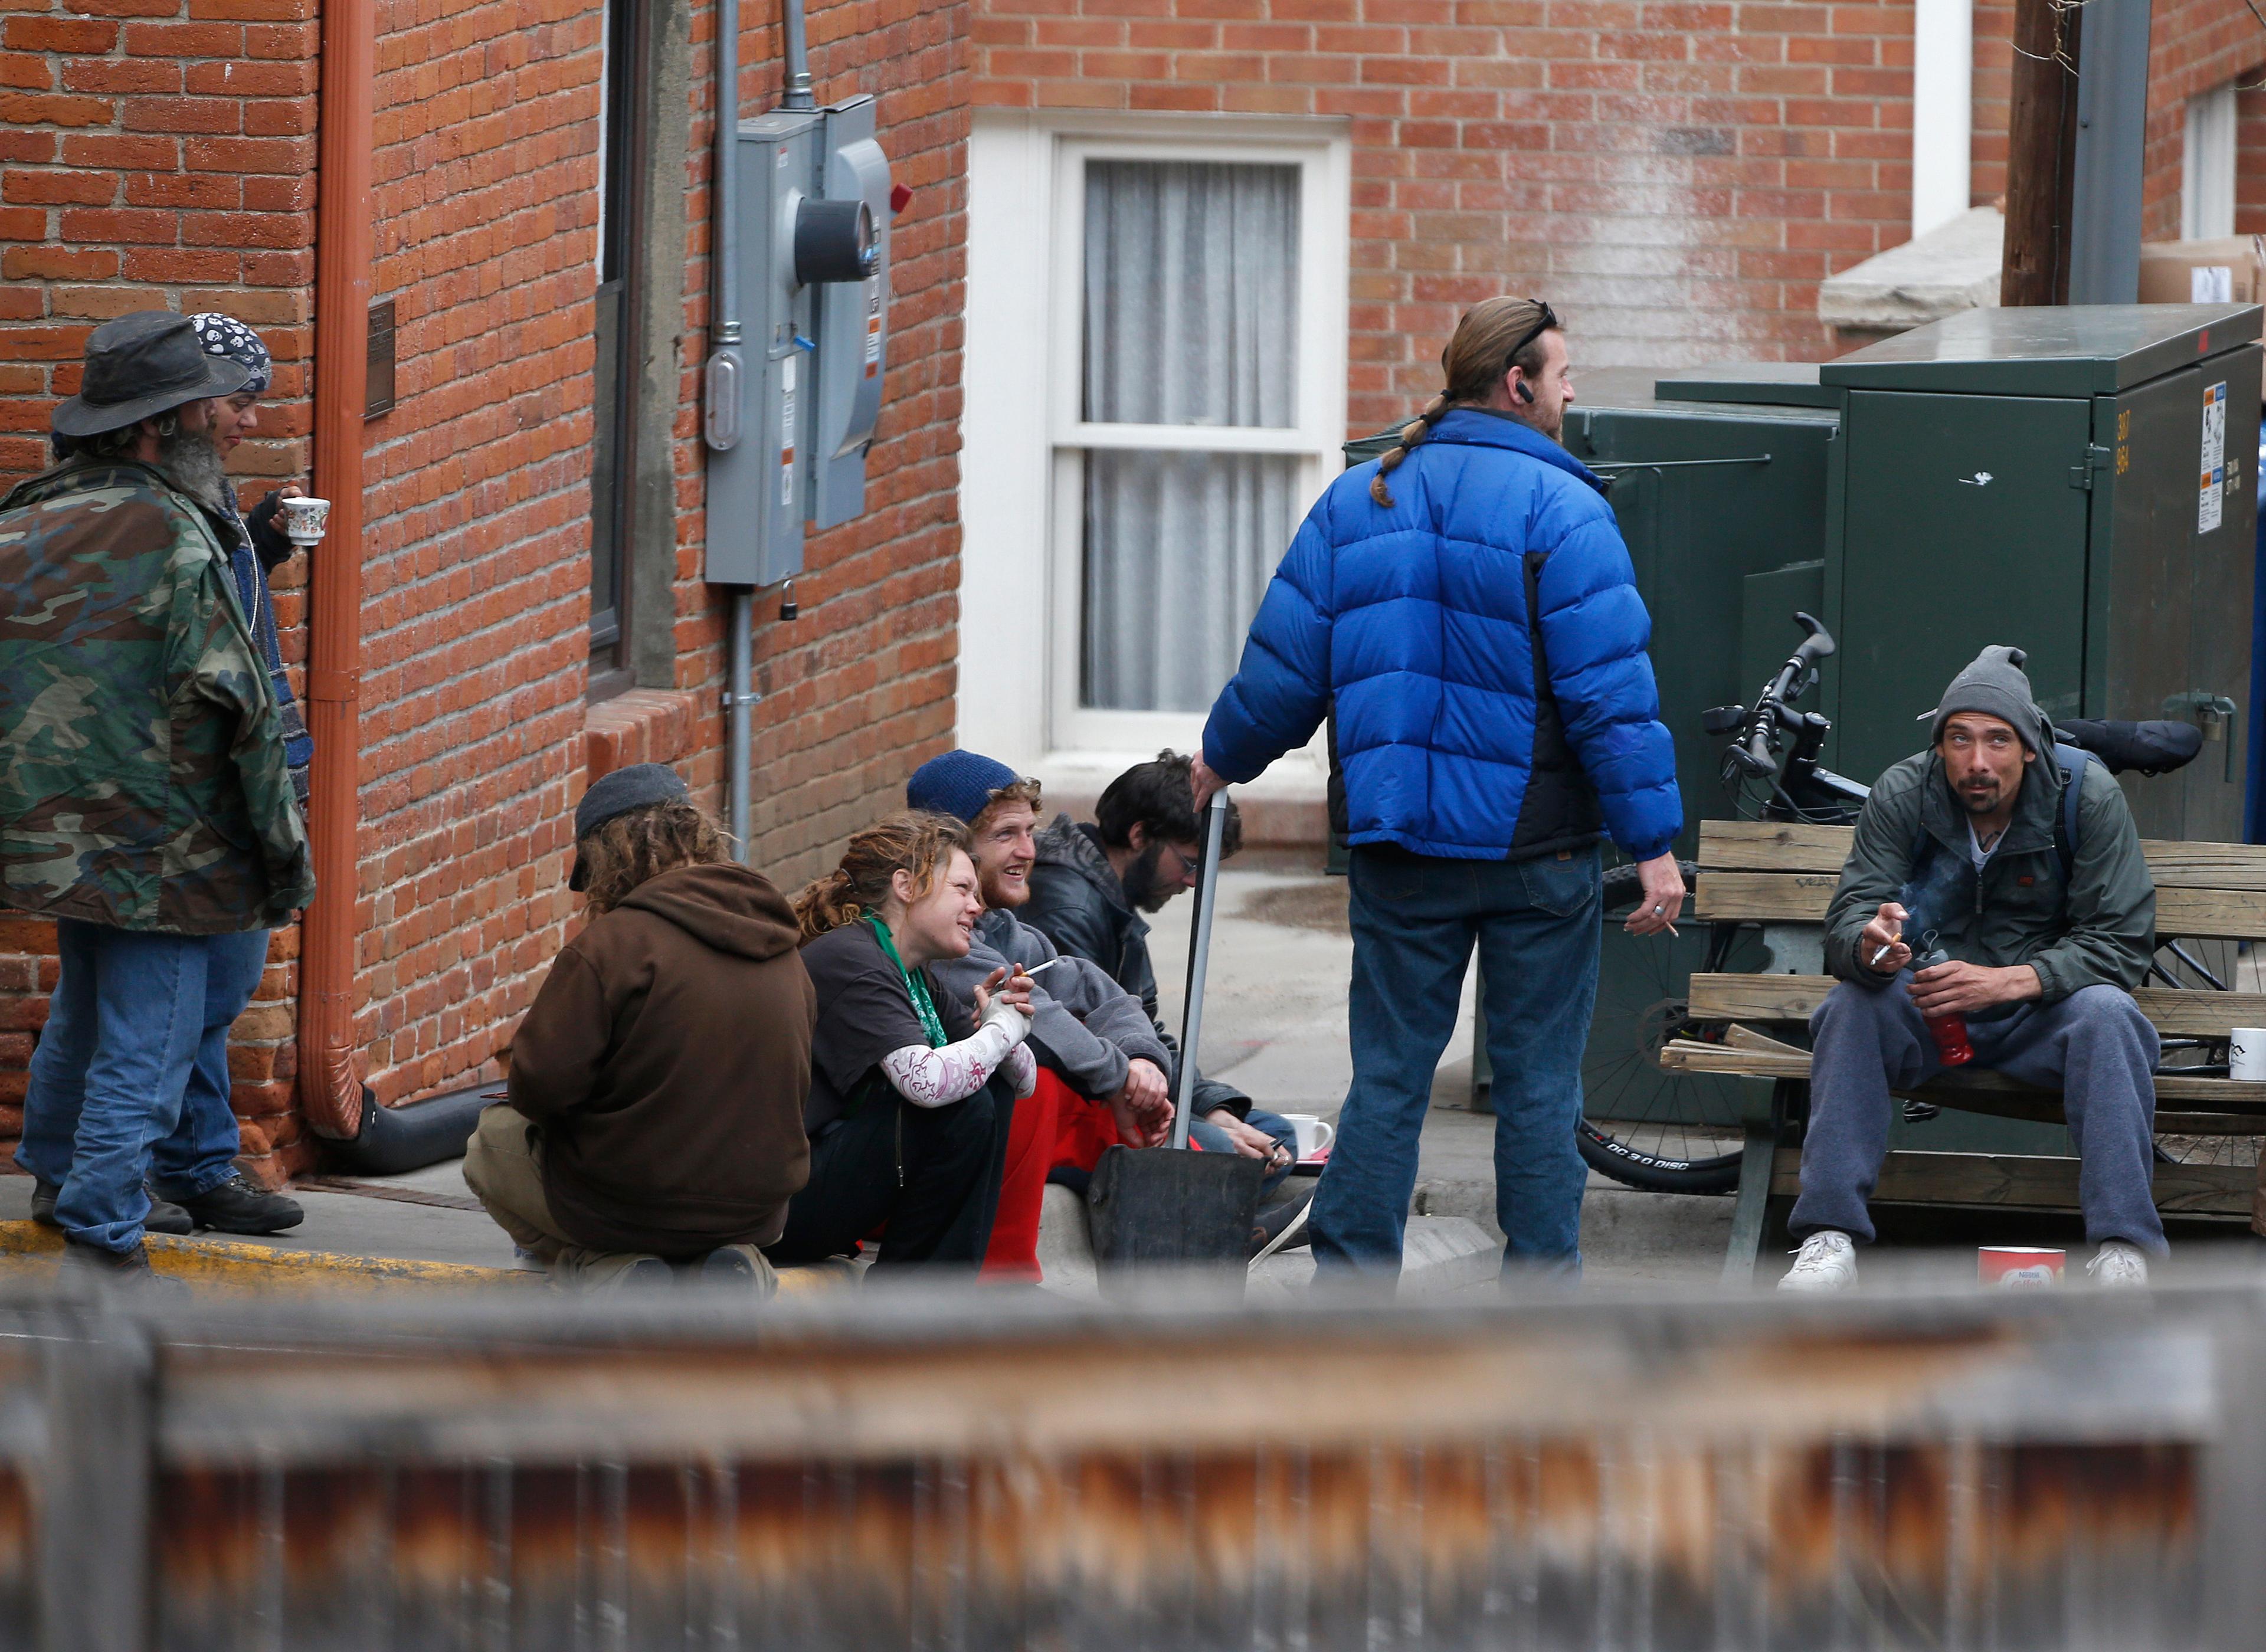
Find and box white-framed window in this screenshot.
[2183,82,2239,241]
[961,114,1350,771]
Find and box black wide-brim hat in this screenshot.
[52,310,253,438]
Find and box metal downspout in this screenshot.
[296,0,378,1139]
[713,0,752,858]
[716,0,817,859]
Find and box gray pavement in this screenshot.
[0,866,1734,1288]
[1148,867,1734,1284]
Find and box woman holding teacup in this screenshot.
[187,312,317,805]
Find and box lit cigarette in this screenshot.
[1019,959,1066,977]
[1871,942,1895,966]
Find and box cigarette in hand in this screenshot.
[1019,959,1066,978]
[1871,942,1895,966]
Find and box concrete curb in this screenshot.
[0,1221,857,1296]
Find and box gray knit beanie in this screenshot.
[1925,645,2055,755]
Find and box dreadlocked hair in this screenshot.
[794,811,971,943]
[579,799,732,916]
[1370,296,1557,508]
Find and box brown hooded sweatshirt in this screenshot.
[506,862,816,1254]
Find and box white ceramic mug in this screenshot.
[2232,1028,2266,1081]
[281,494,332,545]
[1279,1113,1335,1161]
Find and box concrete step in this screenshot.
[1036,1182,1499,1297]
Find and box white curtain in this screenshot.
[1080,161,1301,712]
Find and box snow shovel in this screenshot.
[1086,790,1265,1276]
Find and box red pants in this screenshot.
[980,1071,1070,1281]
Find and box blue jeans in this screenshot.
[1311,845,1602,1279]
[1792,979,2166,1254]
[16,920,267,1251]
[1188,1106,1298,1194]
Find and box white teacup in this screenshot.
[281,494,331,545]
[2232,1028,2266,1081]
[1279,1113,1335,1161]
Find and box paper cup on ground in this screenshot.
[1979,1246,2064,1287]
[2232,1028,2266,1081]
[281,495,330,545]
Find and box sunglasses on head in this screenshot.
[1505,300,1559,376]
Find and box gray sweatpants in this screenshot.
[1790,978,2166,1255]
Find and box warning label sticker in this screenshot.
[864,281,882,380]
[780,355,797,509]
[2200,379,2226,534]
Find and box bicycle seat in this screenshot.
[2053,718,2205,776]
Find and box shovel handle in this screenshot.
[1170,789,1230,1150]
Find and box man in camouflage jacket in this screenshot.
[0,311,315,1279]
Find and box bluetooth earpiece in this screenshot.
[1515,379,1535,405]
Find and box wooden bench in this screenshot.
[1672,820,2266,1276]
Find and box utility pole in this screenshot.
[1999,0,2080,306]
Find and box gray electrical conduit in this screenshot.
[714,0,813,859]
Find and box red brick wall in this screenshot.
[0,0,971,1171]
[2139,0,2265,241]
[2241,83,2266,234]
[972,0,1927,424]
[1969,0,2013,206]
[681,0,970,887]
[344,0,604,1122]
[0,0,317,1165]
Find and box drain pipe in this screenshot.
[712,0,814,857]
[296,0,378,1141]
[781,0,813,109]
[708,0,755,857]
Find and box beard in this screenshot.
[978,860,1029,910]
[154,421,231,512]
[1957,778,2006,815]
[1119,840,1177,914]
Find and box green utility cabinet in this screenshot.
[1560,372,1841,857]
[1820,304,2264,841]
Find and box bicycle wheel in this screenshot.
[2145,933,2257,1172]
[1575,860,1766,1195]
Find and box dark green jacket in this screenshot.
[1823,749,2154,1004]
[0,460,313,933]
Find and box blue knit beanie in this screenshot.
[908,749,1023,825]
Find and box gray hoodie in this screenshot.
[926,906,1170,1100]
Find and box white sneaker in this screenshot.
[1777,1230,1858,1293]
[2085,1241,2150,1288]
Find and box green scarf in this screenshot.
[864,914,947,1049]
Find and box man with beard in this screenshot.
[0,312,315,1282]
[1779,646,2162,1293]
[1023,753,1304,1191]
[906,752,1179,1275]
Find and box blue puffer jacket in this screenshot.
[1201,408,1682,863]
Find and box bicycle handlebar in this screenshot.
[1730,612,1836,778]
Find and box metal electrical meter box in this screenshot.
[703,97,892,588]
[1818,304,2263,842]
[810,97,890,527]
